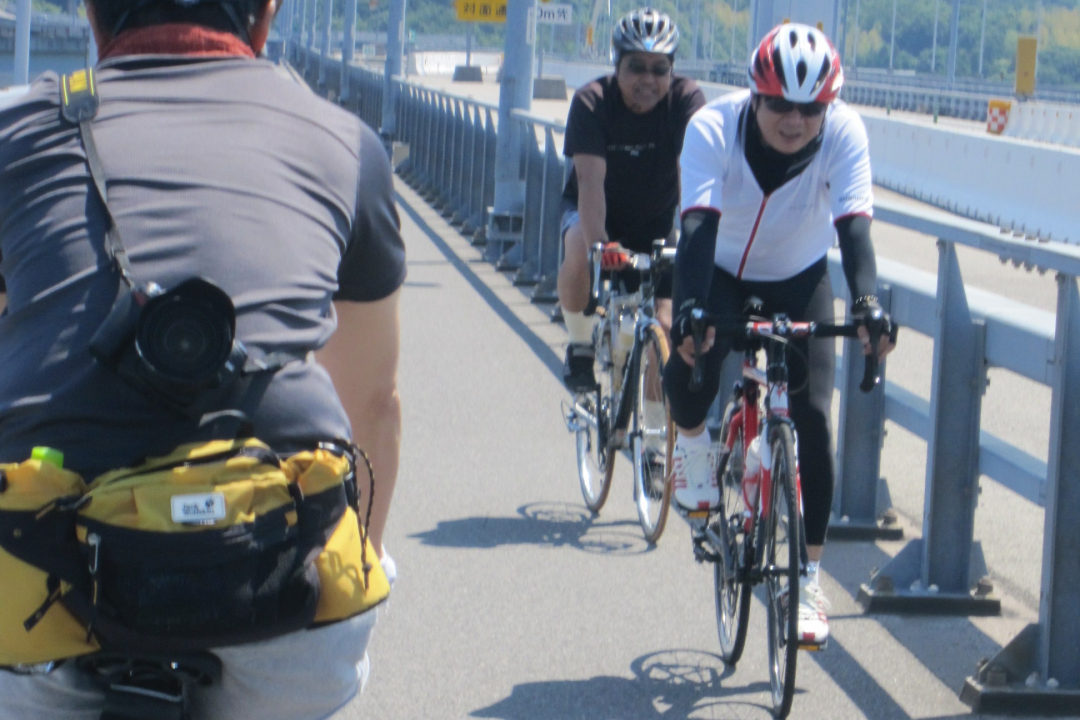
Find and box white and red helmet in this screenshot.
[748,23,844,104]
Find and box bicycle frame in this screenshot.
[721,327,804,540]
[569,243,673,442]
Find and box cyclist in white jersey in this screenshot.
[663,23,896,644]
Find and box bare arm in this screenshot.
[574,153,608,245]
[316,290,402,557]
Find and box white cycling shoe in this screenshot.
[796,578,831,646]
[670,438,719,511]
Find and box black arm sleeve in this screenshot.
[835,214,877,302]
[674,209,720,308]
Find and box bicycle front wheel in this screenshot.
[713,401,751,665]
[575,321,616,513]
[764,422,800,718]
[631,323,674,543]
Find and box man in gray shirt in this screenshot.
[0,0,405,714]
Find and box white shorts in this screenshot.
[0,610,378,720]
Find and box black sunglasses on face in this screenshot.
[625,61,672,77]
[761,95,829,117]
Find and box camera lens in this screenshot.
[135,279,236,386]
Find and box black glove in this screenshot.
[670,298,704,350]
[852,295,898,348]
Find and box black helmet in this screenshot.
[102,0,260,40]
[612,7,680,60]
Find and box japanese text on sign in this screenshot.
[456,0,507,22]
[536,3,572,24]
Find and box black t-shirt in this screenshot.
[0,58,405,476]
[562,74,706,250]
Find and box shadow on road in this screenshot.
[471,649,774,720]
[815,539,1005,711]
[409,502,656,555]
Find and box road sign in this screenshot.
[536,3,572,24]
[1016,36,1037,97]
[456,0,507,23]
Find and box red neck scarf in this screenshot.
[99,23,256,61]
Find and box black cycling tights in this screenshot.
[664,257,836,547]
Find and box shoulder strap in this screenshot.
[59,71,306,379]
[273,62,312,91]
[60,69,138,290]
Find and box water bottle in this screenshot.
[31,446,64,469]
[618,310,636,352]
[741,435,773,531]
[742,436,763,512]
[613,311,635,391]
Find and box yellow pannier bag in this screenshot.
[0,439,389,665]
[0,459,99,665]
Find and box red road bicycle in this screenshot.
[685,300,889,718]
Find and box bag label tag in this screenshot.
[171,492,227,525]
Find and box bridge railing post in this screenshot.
[858,240,999,615]
[381,0,405,144]
[531,127,563,306]
[961,274,1080,714]
[452,104,479,230]
[513,123,545,287]
[15,0,31,84]
[339,0,357,102]
[486,0,534,270]
[318,0,331,89]
[467,108,494,242]
[447,100,465,216]
[472,108,497,248]
[831,284,901,541]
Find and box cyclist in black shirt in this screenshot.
[558,7,706,392]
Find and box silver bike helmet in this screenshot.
[612,7,680,61]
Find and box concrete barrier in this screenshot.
[1003,100,1080,150]
[865,115,1080,244]
[409,51,501,78]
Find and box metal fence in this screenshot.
[290,42,1080,712]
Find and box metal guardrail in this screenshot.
[289,43,1080,711]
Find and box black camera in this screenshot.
[90,278,248,411]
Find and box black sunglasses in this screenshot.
[624,61,672,78]
[760,95,829,118]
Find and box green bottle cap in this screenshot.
[31,447,65,469]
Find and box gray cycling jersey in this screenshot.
[0,56,405,476]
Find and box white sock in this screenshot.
[563,309,594,345]
[676,430,711,451]
[805,561,820,585]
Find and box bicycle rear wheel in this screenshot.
[764,422,800,718]
[713,401,751,665]
[631,323,674,543]
[575,321,616,513]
